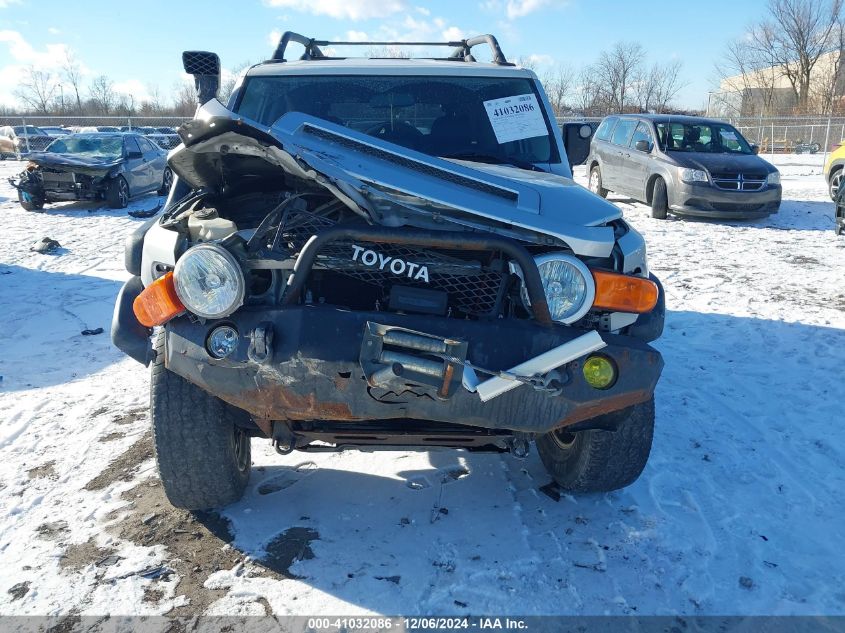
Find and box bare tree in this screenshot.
[88,75,116,115]
[756,0,843,111]
[810,17,845,112]
[363,46,411,59]
[575,64,605,115]
[514,55,538,71]
[593,41,646,113]
[638,60,685,113]
[13,66,59,115]
[542,63,575,115]
[714,36,781,115]
[173,80,198,117]
[62,50,84,112]
[219,61,253,103]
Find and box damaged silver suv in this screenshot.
[112,33,665,510]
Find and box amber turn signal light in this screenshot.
[591,270,659,313]
[133,272,185,327]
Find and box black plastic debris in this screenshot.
[81,328,104,336]
[128,204,161,219]
[30,237,61,254]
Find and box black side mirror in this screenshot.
[182,51,221,105]
[635,139,652,153]
[750,143,759,154]
[562,122,595,166]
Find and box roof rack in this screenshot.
[270,31,512,65]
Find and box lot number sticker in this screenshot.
[483,93,548,144]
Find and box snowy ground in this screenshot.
[0,154,843,618]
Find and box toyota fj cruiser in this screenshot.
[112,33,665,510]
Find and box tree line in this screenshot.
[715,0,845,116]
[3,42,687,119]
[528,42,687,117]
[2,51,249,118]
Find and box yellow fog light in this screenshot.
[582,355,617,390]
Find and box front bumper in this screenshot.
[145,302,663,435]
[670,181,781,219]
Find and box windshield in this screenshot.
[656,121,753,154]
[46,135,123,159]
[235,75,560,165]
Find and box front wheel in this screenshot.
[829,168,843,200]
[588,165,608,198]
[651,177,668,219]
[157,167,172,196]
[150,332,251,510]
[536,398,655,492]
[106,175,130,208]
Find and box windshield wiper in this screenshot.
[441,151,544,172]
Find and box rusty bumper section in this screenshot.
[164,305,662,435]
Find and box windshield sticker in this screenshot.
[483,93,548,144]
[720,130,738,141]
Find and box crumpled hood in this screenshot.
[450,160,622,227]
[169,102,619,257]
[28,152,122,175]
[670,151,777,175]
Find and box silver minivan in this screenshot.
[586,114,781,220]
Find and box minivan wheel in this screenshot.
[651,177,669,219]
[589,165,608,198]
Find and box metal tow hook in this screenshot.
[248,322,274,364]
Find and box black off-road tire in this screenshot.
[651,177,668,219]
[150,332,251,510]
[536,398,655,493]
[157,167,173,196]
[106,175,130,208]
[588,165,609,198]
[18,189,44,212]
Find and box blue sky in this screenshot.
[0,0,766,110]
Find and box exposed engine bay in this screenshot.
[143,104,648,331]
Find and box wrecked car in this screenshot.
[11,133,172,211]
[112,33,665,510]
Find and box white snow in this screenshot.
[0,154,843,616]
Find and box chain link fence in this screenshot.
[4,113,845,160]
[0,116,191,154]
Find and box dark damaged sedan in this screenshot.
[587,114,781,220]
[11,133,172,211]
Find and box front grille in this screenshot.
[711,172,767,191]
[276,210,508,316]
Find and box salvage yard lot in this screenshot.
[0,154,843,616]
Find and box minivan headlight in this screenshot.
[520,254,595,324]
[767,171,780,185]
[679,168,708,183]
[173,244,245,319]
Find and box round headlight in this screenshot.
[521,254,595,324]
[173,244,245,319]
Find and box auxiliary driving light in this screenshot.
[582,355,617,390]
[207,325,239,359]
